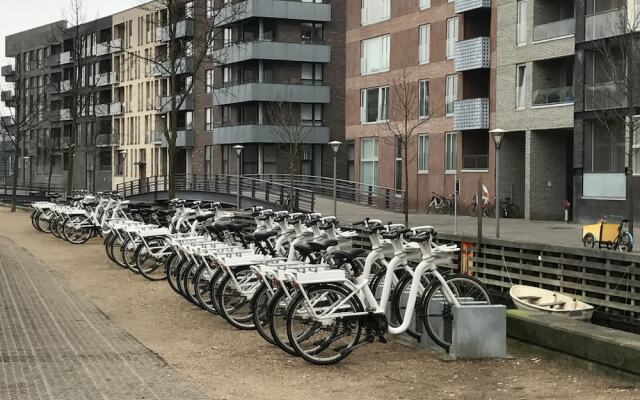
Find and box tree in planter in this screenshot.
[115,0,245,199]
[587,9,640,232]
[265,101,312,211]
[0,58,48,211]
[380,68,432,226]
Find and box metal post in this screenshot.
[236,157,240,210]
[454,172,458,235]
[477,180,483,244]
[333,152,337,217]
[496,146,501,238]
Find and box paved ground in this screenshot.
[315,198,619,250]
[1,208,639,400]
[0,237,203,399]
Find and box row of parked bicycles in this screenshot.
[29,191,492,365]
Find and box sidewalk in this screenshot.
[0,236,203,400]
[314,197,607,250]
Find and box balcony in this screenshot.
[93,38,122,56]
[150,57,194,77]
[1,91,15,102]
[110,102,124,115]
[213,41,331,65]
[59,109,72,121]
[584,82,627,111]
[215,0,331,25]
[94,72,117,86]
[157,93,194,113]
[45,52,71,68]
[454,37,490,72]
[462,154,489,171]
[1,116,14,127]
[95,104,110,117]
[532,86,574,106]
[533,18,575,42]
[59,80,72,93]
[96,133,120,147]
[213,124,330,145]
[585,8,626,41]
[1,65,14,82]
[156,20,194,42]
[156,129,194,148]
[454,98,489,130]
[213,82,330,105]
[455,0,490,14]
[151,130,164,145]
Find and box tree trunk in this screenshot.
[289,158,295,212]
[66,123,78,195]
[11,145,20,212]
[403,142,409,227]
[47,156,54,195]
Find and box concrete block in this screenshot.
[450,304,507,359]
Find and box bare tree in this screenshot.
[265,101,311,211]
[588,7,640,231]
[0,57,48,211]
[380,69,432,225]
[114,0,245,199]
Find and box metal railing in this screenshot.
[584,82,627,110]
[116,174,316,212]
[532,85,574,106]
[245,174,404,211]
[533,18,575,42]
[585,8,626,41]
[462,155,489,170]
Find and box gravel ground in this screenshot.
[2,207,639,400]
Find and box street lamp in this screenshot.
[328,141,342,217]
[490,129,507,238]
[233,145,244,210]
[119,149,127,197]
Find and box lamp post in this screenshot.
[119,149,127,197]
[328,141,342,217]
[233,145,244,210]
[490,129,507,238]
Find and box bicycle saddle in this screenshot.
[252,230,278,242]
[196,212,215,222]
[331,248,366,262]
[405,230,436,243]
[381,228,411,240]
[308,239,338,251]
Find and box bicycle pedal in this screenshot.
[378,335,387,343]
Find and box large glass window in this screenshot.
[205,69,214,93]
[360,86,389,123]
[420,0,431,9]
[446,17,458,59]
[516,64,526,109]
[584,119,625,173]
[418,134,429,173]
[262,145,277,174]
[301,63,323,85]
[419,24,430,64]
[302,23,323,43]
[517,0,527,45]
[360,138,378,186]
[445,75,458,116]
[419,80,429,118]
[361,0,390,26]
[361,35,390,75]
[204,145,213,177]
[301,104,323,126]
[445,132,457,172]
[347,140,355,181]
[205,107,214,131]
[395,136,402,190]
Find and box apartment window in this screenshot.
[446,17,458,59]
[361,0,390,26]
[420,0,431,9]
[419,24,430,64]
[302,23,323,44]
[301,104,323,126]
[222,145,229,174]
[445,133,457,172]
[206,0,214,18]
[301,63,323,85]
[185,1,194,18]
[206,69,214,93]
[224,27,233,45]
[418,134,429,173]
[204,145,213,177]
[99,151,111,171]
[395,136,403,191]
[445,75,458,116]
[347,140,355,181]
[419,80,429,118]
[516,64,526,109]
[262,145,277,174]
[584,119,625,173]
[360,138,378,186]
[300,145,314,175]
[517,0,527,46]
[205,107,214,131]
[361,35,390,75]
[360,86,389,123]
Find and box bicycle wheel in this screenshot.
[252,282,276,345]
[182,261,202,306]
[466,204,477,217]
[110,235,128,268]
[63,217,93,244]
[194,264,218,314]
[286,283,364,365]
[618,232,633,252]
[420,274,491,351]
[134,237,169,281]
[268,287,298,356]
[217,266,258,330]
[390,272,431,340]
[36,211,53,233]
[177,260,199,304]
[166,254,184,295]
[50,216,62,238]
[120,237,140,274]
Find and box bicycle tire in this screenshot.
[134,238,169,281]
[252,282,276,345]
[390,272,430,341]
[216,266,257,330]
[267,287,298,356]
[120,237,140,274]
[194,264,218,314]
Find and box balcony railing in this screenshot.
[584,82,627,111]
[156,20,194,42]
[454,98,489,130]
[455,0,490,14]
[157,93,194,113]
[1,91,15,102]
[93,38,123,56]
[454,37,490,72]
[95,104,110,117]
[462,155,489,170]
[96,133,120,147]
[533,18,575,42]
[59,80,72,93]
[1,65,14,82]
[150,57,194,77]
[94,72,117,86]
[585,8,626,41]
[532,86,574,106]
[110,102,124,115]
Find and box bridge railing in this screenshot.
[245,174,405,211]
[116,174,316,212]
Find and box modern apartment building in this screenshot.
[495,0,575,220]
[572,0,640,222]
[345,0,496,211]
[210,0,347,177]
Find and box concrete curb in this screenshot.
[507,310,640,375]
